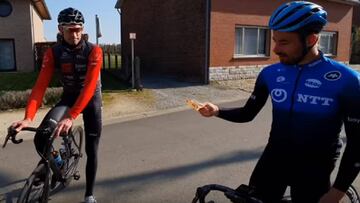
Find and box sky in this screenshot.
[44,0,121,44]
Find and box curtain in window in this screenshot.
[0,40,15,71]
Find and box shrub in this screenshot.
[0,88,63,111]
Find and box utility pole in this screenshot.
[95,14,102,45]
[130,33,136,89]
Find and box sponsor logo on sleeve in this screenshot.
[347,117,360,124]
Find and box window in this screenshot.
[0,39,16,71]
[0,0,12,17]
[235,26,270,57]
[319,31,337,56]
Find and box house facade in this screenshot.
[353,3,360,27]
[116,0,359,83]
[351,3,360,63]
[0,0,50,72]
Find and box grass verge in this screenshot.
[0,70,132,111]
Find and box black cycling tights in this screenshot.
[34,90,102,197]
[248,142,337,203]
[82,92,102,196]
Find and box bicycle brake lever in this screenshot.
[2,133,11,148]
[192,186,209,203]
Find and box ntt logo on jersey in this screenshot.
[271,89,287,103]
[324,71,341,81]
[297,94,334,106]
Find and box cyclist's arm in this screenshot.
[333,74,360,192]
[25,48,55,121]
[67,46,103,119]
[217,72,268,122]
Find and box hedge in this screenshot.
[0,88,62,111]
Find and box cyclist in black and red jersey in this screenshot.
[11,7,102,203]
[197,1,360,203]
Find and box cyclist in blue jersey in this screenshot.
[198,1,360,203]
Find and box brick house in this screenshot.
[0,0,51,72]
[353,3,360,27]
[116,0,359,83]
[351,3,360,63]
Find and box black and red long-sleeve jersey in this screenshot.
[25,40,103,120]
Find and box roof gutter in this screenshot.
[115,0,125,9]
[31,0,51,20]
[326,0,360,6]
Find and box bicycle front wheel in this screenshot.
[17,163,50,203]
[63,126,83,184]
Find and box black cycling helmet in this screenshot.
[58,7,84,26]
[269,1,327,34]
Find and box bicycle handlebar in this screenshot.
[192,184,263,203]
[2,126,38,148]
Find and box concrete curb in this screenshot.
[0,91,251,143]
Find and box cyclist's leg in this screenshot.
[33,105,69,155]
[248,142,288,202]
[33,105,69,185]
[82,90,102,197]
[290,154,337,203]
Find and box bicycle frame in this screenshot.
[3,126,77,202]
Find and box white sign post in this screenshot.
[130,33,136,89]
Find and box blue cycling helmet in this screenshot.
[269,1,327,33]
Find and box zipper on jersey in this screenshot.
[289,65,303,118]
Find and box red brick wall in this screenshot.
[210,0,354,67]
[121,0,207,82]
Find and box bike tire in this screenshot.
[17,163,50,203]
[63,126,83,185]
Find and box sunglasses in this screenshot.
[63,26,83,32]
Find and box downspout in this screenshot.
[117,8,122,53]
[204,0,211,84]
[30,4,36,72]
[117,8,125,77]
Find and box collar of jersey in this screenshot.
[298,51,328,68]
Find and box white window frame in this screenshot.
[234,26,270,58]
[319,31,337,57]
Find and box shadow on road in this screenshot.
[51,146,263,196]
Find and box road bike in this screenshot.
[2,107,84,203]
[192,183,360,203]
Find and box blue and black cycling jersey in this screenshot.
[218,53,360,192]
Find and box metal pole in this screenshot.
[131,39,135,89]
[95,15,98,45]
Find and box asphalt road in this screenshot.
[0,100,359,203]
